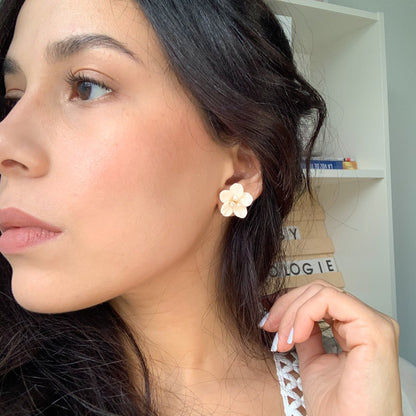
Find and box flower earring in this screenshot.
[219,183,253,219]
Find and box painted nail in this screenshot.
[258,312,269,328]
[287,327,294,345]
[270,332,279,352]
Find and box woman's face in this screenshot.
[0,0,235,313]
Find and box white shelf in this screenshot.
[308,168,385,179]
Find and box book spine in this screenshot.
[303,160,344,169]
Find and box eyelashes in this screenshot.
[65,70,112,101]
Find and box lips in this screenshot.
[0,207,62,254]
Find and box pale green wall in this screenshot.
[328,0,416,365]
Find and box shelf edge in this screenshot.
[305,169,385,179]
[273,0,379,21]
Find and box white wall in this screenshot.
[328,0,416,365]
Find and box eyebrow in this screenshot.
[46,33,139,62]
[2,33,139,76]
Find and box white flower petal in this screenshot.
[234,205,248,218]
[230,183,244,198]
[240,192,254,207]
[221,202,234,217]
[219,190,232,203]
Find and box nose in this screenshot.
[0,96,49,179]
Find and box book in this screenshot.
[302,158,358,170]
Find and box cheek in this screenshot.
[51,103,227,287]
[66,111,218,225]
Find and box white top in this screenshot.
[273,351,307,416]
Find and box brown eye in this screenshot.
[75,80,111,101]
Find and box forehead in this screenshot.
[8,0,162,65]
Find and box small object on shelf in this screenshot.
[302,158,358,170]
[342,158,358,170]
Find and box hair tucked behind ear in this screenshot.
[0,0,325,414]
[136,0,326,349]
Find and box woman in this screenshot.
[0,0,401,415]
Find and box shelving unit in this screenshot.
[266,0,396,317]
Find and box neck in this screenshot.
[109,222,251,387]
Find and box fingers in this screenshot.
[262,281,345,335]
[260,280,395,354]
[265,283,332,352]
[262,280,340,332]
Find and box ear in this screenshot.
[218,145,263,210]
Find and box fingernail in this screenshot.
[258,312,269,328]
[270,332,279,352]
[287,327,294,345]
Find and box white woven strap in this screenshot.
[273,351,307,416]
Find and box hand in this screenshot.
[262,280,402,416]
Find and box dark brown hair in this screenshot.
[0,0,326,414]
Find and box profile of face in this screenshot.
[0,0,251,313]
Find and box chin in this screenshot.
[11,272,94,314]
